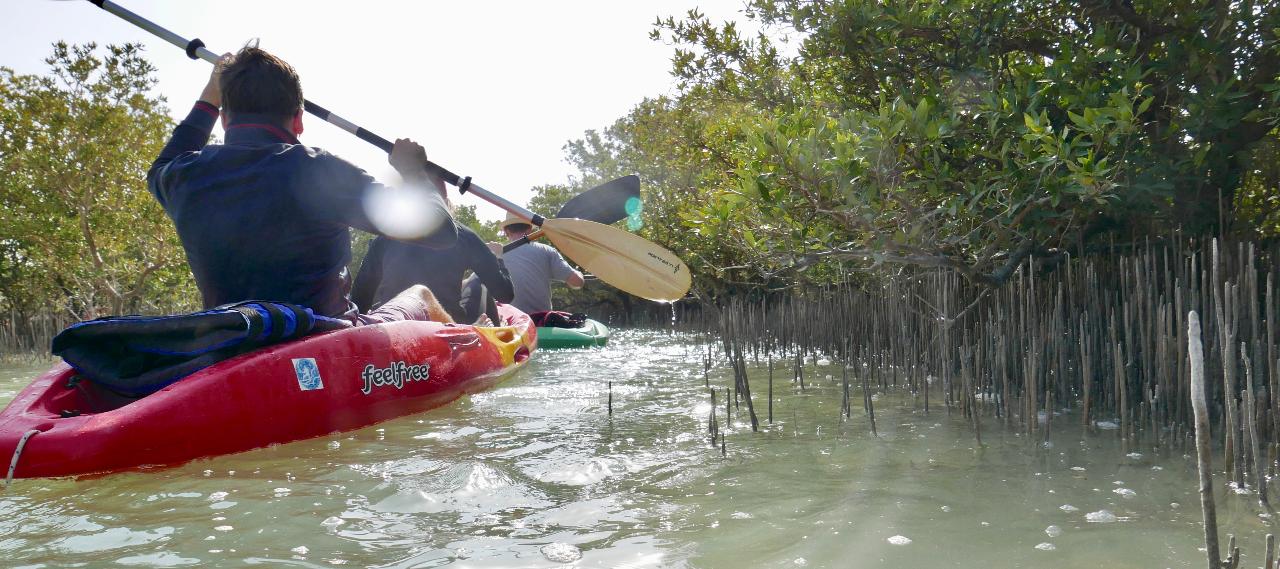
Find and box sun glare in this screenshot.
[362,183,448,240]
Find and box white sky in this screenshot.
[0,0,757,221]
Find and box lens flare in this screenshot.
[625,196,644,230]
[362,183,448,240]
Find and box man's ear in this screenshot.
[291,110,304,137]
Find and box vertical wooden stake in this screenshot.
[1190,311,1225,569]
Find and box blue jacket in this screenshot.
[148,102,457,321]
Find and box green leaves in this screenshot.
[544,0,1280,293]
[0,43,193,318]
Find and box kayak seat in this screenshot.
[51,301,350,398]
[528,311,587,329]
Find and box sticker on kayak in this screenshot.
[292,358,324,391]
[361,360,431,395]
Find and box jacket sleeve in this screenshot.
[302,152,458,249]
[463,227,514,303]
[350,236,386,311]
[147,101,219,207]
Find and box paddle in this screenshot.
[556,175,640,225]
[542,218,690,303]
[80,0,691,303]
[501,174,641,253]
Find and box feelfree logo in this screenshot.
[360,360,431,395]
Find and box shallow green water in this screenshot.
[0,331,1270,568]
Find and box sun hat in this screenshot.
[500,211,532,230]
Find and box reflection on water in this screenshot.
[0,333,1269,568]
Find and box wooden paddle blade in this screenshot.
[554,175,641,225]
[542,218,691,302]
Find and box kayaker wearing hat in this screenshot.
[148,44,458,325]
[497,211,585,314]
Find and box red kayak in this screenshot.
[0,304,536,479]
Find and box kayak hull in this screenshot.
[536,319,610,349]
[0,304,535,479]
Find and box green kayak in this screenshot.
[536,318,610,349]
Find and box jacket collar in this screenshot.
[224,113,300,145]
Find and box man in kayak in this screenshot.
[497,212,584,314]
[351,220,515,325]
[148,44,457,324]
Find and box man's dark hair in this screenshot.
[219,41,303,121]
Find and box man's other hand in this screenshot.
[199,53,232,108]
[389,138,429,178]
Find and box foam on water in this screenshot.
[1086,510,1120,523]
[540,542,582,563]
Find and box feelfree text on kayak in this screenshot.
[361,360,431,395]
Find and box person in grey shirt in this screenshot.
[498,212,584,314]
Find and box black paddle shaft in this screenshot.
[84,0,546,227]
